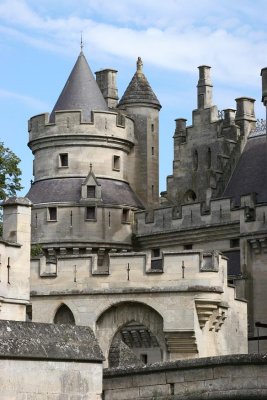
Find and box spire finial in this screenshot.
[80,32,84,52]
[137,57,143,73]
[89,162,92,172]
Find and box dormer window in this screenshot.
[59,153,68,167]
[87,185,96,198]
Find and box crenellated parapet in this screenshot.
[30,249,247,360]
[28,110,136,182]
[135,195,246,237]
[28,110,135,149]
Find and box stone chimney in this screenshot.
[197,66,213,109]
[235,97,256,123]
[95,69,118,108]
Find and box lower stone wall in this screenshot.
[0,359,103,400]
[103,354,267,399]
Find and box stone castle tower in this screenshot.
[25,50,248,366]
[27,51,160,265]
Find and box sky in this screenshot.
[0,0,267,195]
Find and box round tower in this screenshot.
[27,51,144,265]
[118,57,161,208]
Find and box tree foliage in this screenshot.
[0,142,23,200]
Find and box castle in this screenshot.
[1,49,267,398]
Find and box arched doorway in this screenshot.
[109,321,162,366]
[54,304,75,325]
[96,301,166,367]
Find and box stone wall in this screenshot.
[103,354,267,399]
[0,359,102,400]
[0,320,104,400]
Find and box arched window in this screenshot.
[193,150,198,171]
[54,304,75,325]
[207,147,211,169]
[184,190,197,204]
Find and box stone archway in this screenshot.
[96,301,167,366]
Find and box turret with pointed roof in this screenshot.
[119,57,161,110]
[50,51,108,122]
[118,57,161,208]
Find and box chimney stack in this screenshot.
[197,66,213,109]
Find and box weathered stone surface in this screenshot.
[0,320,104,362]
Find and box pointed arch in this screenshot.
[54,304,75,325]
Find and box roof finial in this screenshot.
[80,31,84,52]
[89,162,92,172]
[137,57,143,73]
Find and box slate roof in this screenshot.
[27,177,144,209]
[50,51,108,122]
[108,339,144,368]
[119,57,161,110]
[223,133,267,205]
[0,320,104,362]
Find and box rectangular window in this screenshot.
[87,185,96,198]
[184,244,193,250]
[152,185,154,197]
[122,208,130,223]
[230,238,240,248]
[86,206,96,220]
[140,354,148,364]
[152,147,154,155]
[151,124,154,132]
[113,155,120,171]
[48,207,57,221]
[152,248,160,258]
[59,153,68,167]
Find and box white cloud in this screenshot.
[0,0,267,89]
[0,88,50,110]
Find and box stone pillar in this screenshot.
[95,69,118,108]
[1,197,31,321]
[197,66,213,109]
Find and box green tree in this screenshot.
[0,142,23,236]
[0,142,23,200]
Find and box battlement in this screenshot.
[135,194,261,236]
[30,250,227,296]
[28,109,135,146]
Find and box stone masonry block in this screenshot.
[104,387,139,400]
[103,376,133,390]
[166,370,185,383]
[184,367,214,381]
[174,380,206,396]
[132,372,166,387]
[139,384,170,398]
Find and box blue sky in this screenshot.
[0,0,267,195]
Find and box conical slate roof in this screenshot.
[118,57,161,110]
[50,51,108,122]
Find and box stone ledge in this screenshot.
[104,354,267,378]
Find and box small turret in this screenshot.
[118,58,161,208]
[118,57,161,110]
